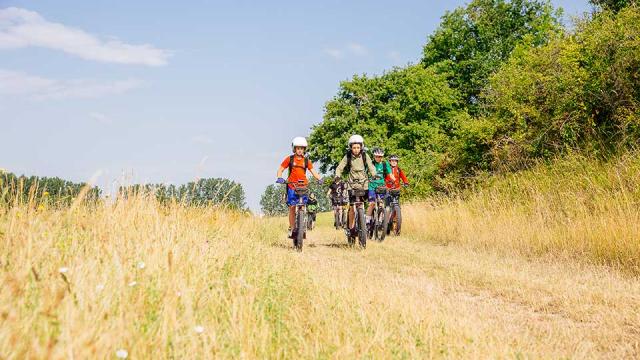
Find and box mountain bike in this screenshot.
[280,180,308,251]
[332,185,349,230]
[368,183,389,241]
[386,183,404,236]
[345,179,368,248]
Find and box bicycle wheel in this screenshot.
[368,207,375,239]
[357,206,367,248]
[341,208,348,229]
[295,210,305,251]
[376,205,387,241]
[394,205,402,236]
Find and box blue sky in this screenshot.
[0,0,591,210]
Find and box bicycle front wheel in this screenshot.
[357,206,367,248]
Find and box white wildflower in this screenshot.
[58,267,69,274]
[115,349,128,359]
[96,284,105,291]
[128,281,137,287]
[137,261,146,269]
[194,325,205,334]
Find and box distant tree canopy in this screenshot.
[307,1,640,196]
[0,171,101,207]
[121,178,246,210]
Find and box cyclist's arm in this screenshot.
[366,156,376,177]
[399,169,409,185]
[335,156,348,178]
[309,168,322,181]
[276,166,286,178]
[386,162,396,182]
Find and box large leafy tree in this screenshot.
[422,0,562,112]
[308,65,462,194]
[479,7,640,168]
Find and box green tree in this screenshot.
[260,177,330,217]
[479,6,640,168]
[0,172,101,207]
[590,0,637,12]
[422,0,562,112]
[308,65,462,195]
[260,184,287,216]
[120,178,246,209]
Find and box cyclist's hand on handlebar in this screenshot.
[317,178,325,185]
[276,177,286,184]
[402,183,409,188]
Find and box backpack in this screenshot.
[288,154,310,176]
[345,150,372,175]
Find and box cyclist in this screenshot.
[335,134,376,237]
[306,193,319,228]
[327,179,348,227]
[367,148,395,226]
[385,154,409,235]
[276,136,322,238]
[385,154,409,190]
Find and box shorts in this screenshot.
[368,189,377,202]
[286,188,308,206]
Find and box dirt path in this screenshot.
[272,214,640,358]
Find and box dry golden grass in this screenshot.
[1,154,640,358]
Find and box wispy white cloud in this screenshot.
[89,112,112,124]
[0,7,170,66]
[323,48,343,60]
[0,69,143,100]
[324,42,369,60]
[191,135,213,144]
[347,42,368,56]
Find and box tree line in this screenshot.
[1,170,247,210]
[307,0,640,197]
[121,178,246,210]
[0,171,101,207]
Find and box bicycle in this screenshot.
[279,180,309,251]
[331,183,349,230]
[368,181,389,241]
[385,183,405,236]
[344,178,368,248]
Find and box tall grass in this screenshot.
[0,193,457,358]
[405,152,640,273]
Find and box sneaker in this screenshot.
[288,228,293,238]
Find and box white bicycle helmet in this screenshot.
[348,134,364,146]
[291,136,308,149]
[372,147,384,156]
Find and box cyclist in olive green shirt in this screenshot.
[335,134,376,233]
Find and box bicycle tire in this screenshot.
[357,206,367,248]
[394,205,402,236]
[295,209,305,251]
[377,205,387,241]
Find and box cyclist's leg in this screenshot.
[286,188,298,230]
[348,192,356,229]
[366,189,376,218]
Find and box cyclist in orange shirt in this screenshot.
[276,137,322,237]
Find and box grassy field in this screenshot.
[1,155,640,358]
